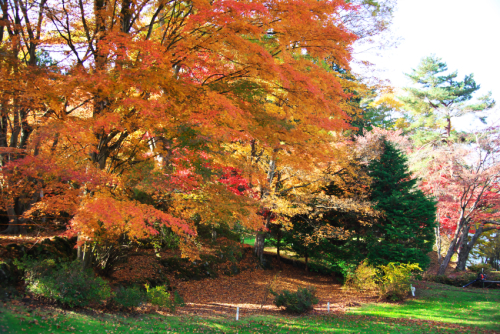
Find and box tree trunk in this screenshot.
[456,224,493,271]
[455,229,469,272]
[1,191,39,234]
[435,216,442,266]
[2,203,24,234]
[437,242,456,275]
[254,156,276,266]
[77,235,93,270]
[304,250,309,273]
[276,226,281,263]
[437,217,468,275]
[254,231,266,263]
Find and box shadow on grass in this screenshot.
[2,302,494,334]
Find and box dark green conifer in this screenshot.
[367,139,436,268]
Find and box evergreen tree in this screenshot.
[367,139,436,268]
[399,55,495,140]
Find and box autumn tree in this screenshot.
[470,231,500,270]
[279,156,377,273]
[0,0,53,234]
[0,0,369,270]
[420,129,500,274]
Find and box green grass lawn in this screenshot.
[1,282,498,333]
[0,307,489,334]
[349,282,500,332]
[242,236,301,261]
[242,236,255,246]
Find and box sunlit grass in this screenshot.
[1,305,482,334]
[2,283,498,334]
[349,282,500,331]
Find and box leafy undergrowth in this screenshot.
[1,302,496,334]
[173,254,376,317]
[1,261,499,333]
[110,237,253,285]
[349,282,500,332]
[3,234,499,333]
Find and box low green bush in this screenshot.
[270,286,319,313]
[15,256,111,307]
[113,286,146,309]
[145,283,174,311]
[345,260,379,292]
[0,260,17,286]
[468,263,493,274]
[196,222,242,243]
[345,261,422,301]
[173,290,186,307]
[161,226,181,250]
[378,263,422,301]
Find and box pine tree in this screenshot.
[399,55,495,140]
[367,139,436,268]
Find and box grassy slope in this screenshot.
[1,283,499,333]
[0,308,484,334]
[349,282,500,332]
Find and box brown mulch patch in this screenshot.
[174,259,377,318]
[108,242,377,318]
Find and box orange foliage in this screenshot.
[0,0,360,255]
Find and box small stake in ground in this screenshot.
[236,306,239,321]
[411,285,416,297]
[327,302,330,313]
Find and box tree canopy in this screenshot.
[399,55,495,140]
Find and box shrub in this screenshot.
[15,257,111,307]
[378,262,422,301]
[161,227,181,250]
[0,260,18,286]
[468,263,493,274]
[270,286,319,313]
[145,283,174,311]
[173,290,186,307]
[345,260,379,292]
[113,286,146,309]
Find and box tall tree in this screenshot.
[471,231,500,270]
[399,55,495,140]
[0,0,50,234]
[367,139,436,268]
[420,130,500,274]
[0,0,364,265]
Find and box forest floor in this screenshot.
[107,244,374,318]
[0,231,374,318]
[1,281,499,333]
[3,232,498,333]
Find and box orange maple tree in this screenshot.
[0,0,363,260]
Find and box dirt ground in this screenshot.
[108,245,378,317]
